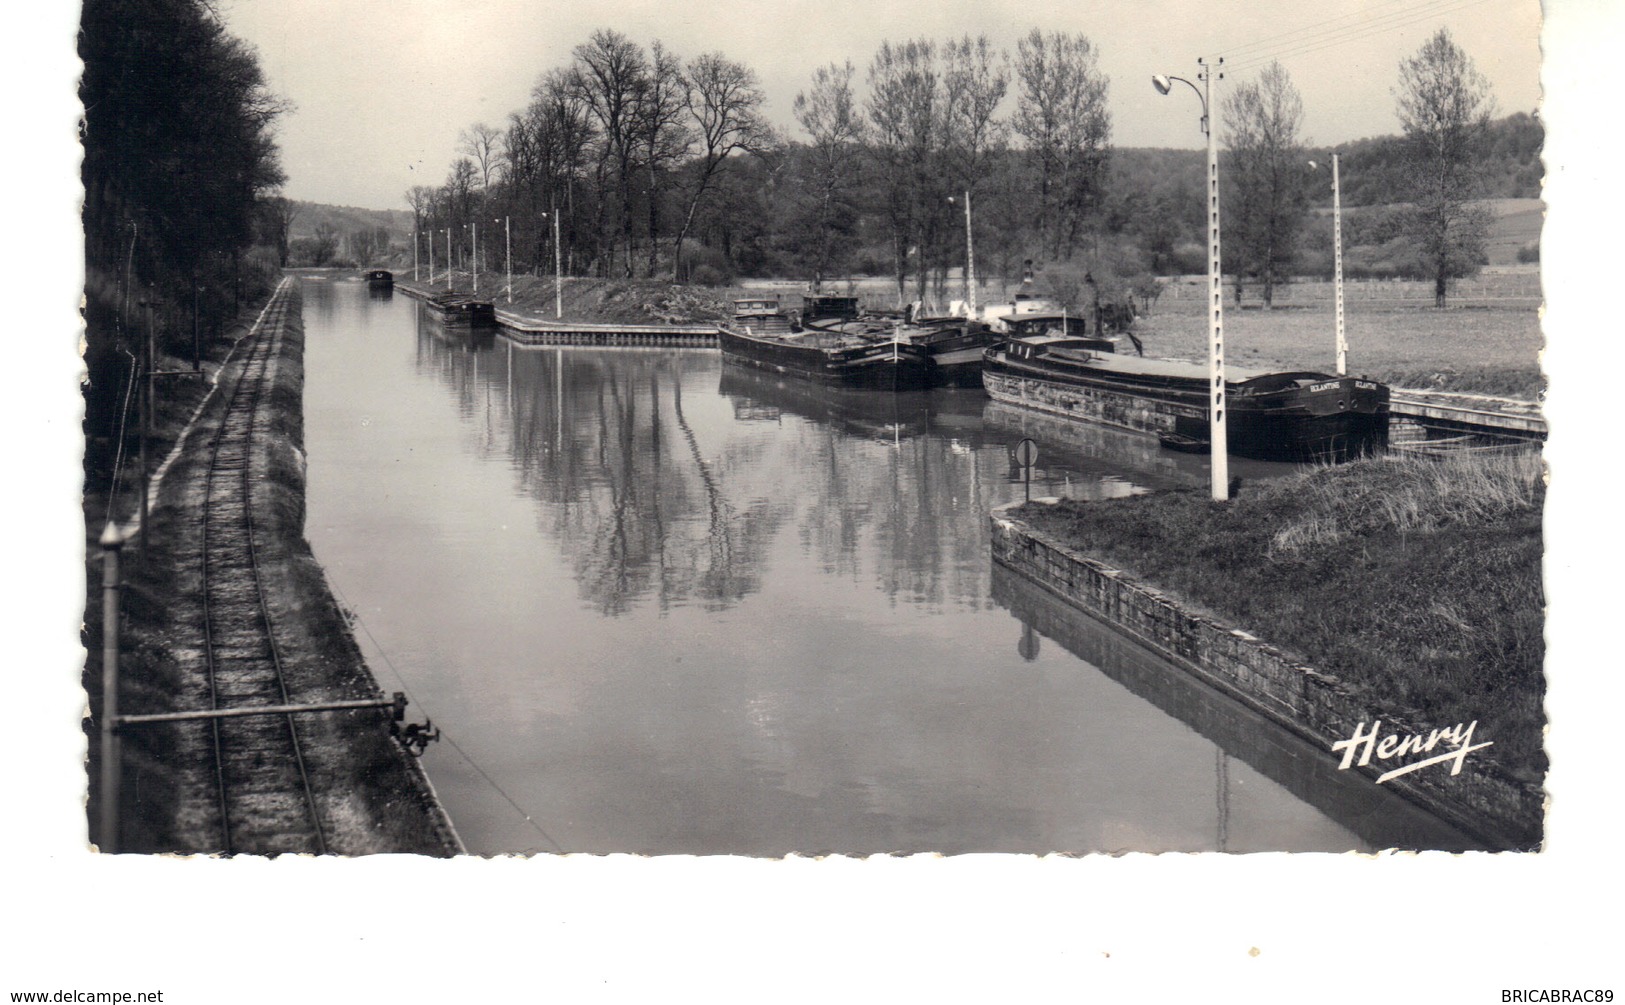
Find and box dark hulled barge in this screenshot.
[424,291,496,329]
[719,298,932,391]
[982,337,1389,462]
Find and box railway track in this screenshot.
[198,279,327,854]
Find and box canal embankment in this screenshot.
[86,278,460,855]
[990,449,1546,850]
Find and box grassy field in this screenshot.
[1011,448,1547,776]
[1133,299,1544,398]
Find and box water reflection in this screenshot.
[301,277,1465,854]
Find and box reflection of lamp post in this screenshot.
[1154,59,1229,502]
[947,190,977,318]
[1309,155,1346,375]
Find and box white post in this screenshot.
[1333,152,1346,376]
[98,523,125,853]
[504,216,512,304]
[413,228,419,282]
[472,221,479,294]
[553,211,563,320]
[1202,58,1229,502]
[446,229,452,291]
[428,229,434,284]
[964,189,977,318]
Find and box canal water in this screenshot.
[300,276,1474,855]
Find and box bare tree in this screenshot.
[942,36,1009,299]
[867,39,942,303]
[793,60,866,287]
[312,221,339,266]
[1396,27,1495,307]
[573,29,649,277]
[1013,30,1111,260]
[1222,61,1308,307]
[262,195,298,267]
[637,40,691,277]
[459,123,504,188]
[672,52,773,282]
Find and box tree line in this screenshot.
[408,26,1526,309]
[81,0,290,462]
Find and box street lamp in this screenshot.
[427,228,435,285]
[496,216,511,303]
[1309,155,1346,375]
[470,221,479,294]
[541,209,562,319]
[947,190,977,318]
[445,228,453,291]
[1154,58,1229,502]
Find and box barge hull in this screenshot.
[985,370,1388,462]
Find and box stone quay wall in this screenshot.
[989,505,1543,850]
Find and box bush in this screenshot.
[1516,242,1540,264]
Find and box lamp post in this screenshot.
[471,221,479,294]
[1310,154,1347,375]
[413,227,419,282]
[543,209,562,319]
[947,191,977,318]
[497,216,511,303]
[445,229,453,291]
[427,228,434,285]
[1154,59,1229,502]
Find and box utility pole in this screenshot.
[1332,152,1346,375]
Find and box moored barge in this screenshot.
[364,269,394,288]
[983,337,1389,462]
[719,298,931,391]
[424,291,496,328]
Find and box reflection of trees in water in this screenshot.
[716,376,1010,613]
[425,343,784,615]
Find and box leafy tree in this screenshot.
[1395,28,1495,306]
[1222,62,1309,306]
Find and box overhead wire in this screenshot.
[324,574,567,855]
[1216,0,1500,74]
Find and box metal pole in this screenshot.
[446,230,452,291]
[1202,58,1229,502]
[553,211,563,319]
[98,523,125,853]
[964,190,977,318]
[428,228,434,284]
[505,217,512,304]
[472,221,479,294]
[414,227,420,282]
[1333,152,1347,376]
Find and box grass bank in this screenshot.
[1010,449,1546,774]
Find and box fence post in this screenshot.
[98,522,126,853]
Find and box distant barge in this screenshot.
[982,337,1389,462]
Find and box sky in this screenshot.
[216,0,1545,210]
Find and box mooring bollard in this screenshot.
[98,521,126,853]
